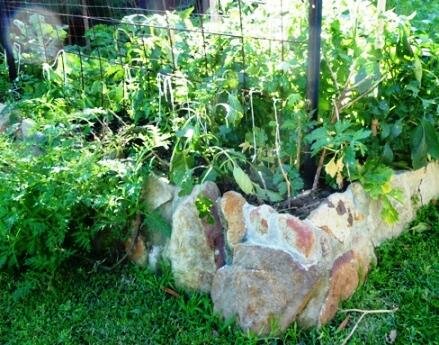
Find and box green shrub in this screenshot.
[0,113,172,278]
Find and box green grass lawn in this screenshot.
[1,201,438,345]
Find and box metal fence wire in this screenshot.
[2,0,322,119]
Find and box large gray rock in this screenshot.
[211,244,323,334]
[169,182,225,292]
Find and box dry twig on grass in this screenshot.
[339,307,398,345]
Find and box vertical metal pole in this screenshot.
[301,0,323,190]
[306,0,322,119]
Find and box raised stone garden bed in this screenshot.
[138,162,439,334]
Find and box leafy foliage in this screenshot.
[195,196,215,224]
[0,109,170,278]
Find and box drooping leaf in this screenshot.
[411,118,438,169]
[225,93,244,127]
[423,119,439,159]
[325,157,339,178]
[411,122,428,169]
[382,143,394,163]
[233,166,254,195]
[413,57,423,84]
[254,185,283,203]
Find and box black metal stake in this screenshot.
[306,0,322,120]
[301,0,323,190]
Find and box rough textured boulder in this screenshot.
[211,244,323,334]
[169,182,225,292]
[220,194,336,267]
[318,249,369,324]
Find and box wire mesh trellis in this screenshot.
[2,0,323,185]
[2,1,317,100]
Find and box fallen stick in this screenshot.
[339,307,398,345]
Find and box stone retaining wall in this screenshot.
[140,162,439,334]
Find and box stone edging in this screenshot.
[139,162,439,334]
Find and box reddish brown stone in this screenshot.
[211,245,323,334]
[319,251,360,324]
[220,192,247,247]
[286,217,315,257]
[125,235,147,266]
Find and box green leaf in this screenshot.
[233,166,254,195]
[352,129,372,142]
[344,146,356,169]
[391,120,403,138]
[381,200,399,224]
[170,152,194,196]
[305,127,330,156]
[144,210,172,238]
[411,119,439,169]
[225,93,244,127]
[414,57,423,84]
[382,143,394,163]
[254,185,283,202]
[423,119,439,159]
[411,122,428,169]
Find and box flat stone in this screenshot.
[212,244,323,334]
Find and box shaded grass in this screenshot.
[0,201,438,345]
